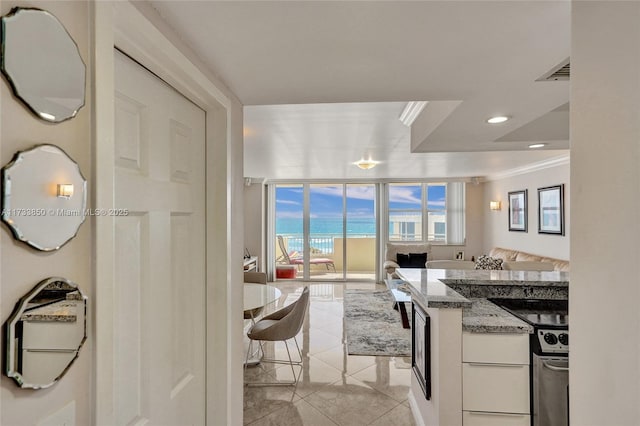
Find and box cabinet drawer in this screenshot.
[463,411,530,426]
[463,332,529,364]
[463,363,529,413]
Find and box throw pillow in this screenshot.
[396,253,411,267]
[397,252,428,268]
[408,252,427,268]
[475,255,503,270]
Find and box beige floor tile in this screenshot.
[303,328,344,355]
[369,403,416,426]
[247,399,338,426]
[246,282,415,426]
[303,376,400,426]
[312,346,377,376]
[243,385,301,425]
[270,355,346,398]
[351,358,412,402]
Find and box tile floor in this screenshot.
[243,281,416,426]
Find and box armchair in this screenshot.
[383,242,432,278]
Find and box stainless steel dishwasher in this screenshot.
[533,355,569,426]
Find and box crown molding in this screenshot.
[486,153,570,181]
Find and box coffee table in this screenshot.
[385,279,411,329]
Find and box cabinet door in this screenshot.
[463,411,530,426]
[463,363,530,413]
[463,332,529,364]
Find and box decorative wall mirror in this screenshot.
[1,144,87,251]
[1,7,86,122]
[4,277,87,389]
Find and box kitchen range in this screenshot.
[490,298,569,426]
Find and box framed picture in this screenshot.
[454,251,465,260]
[538,184,565,235]
[508,189,528,232]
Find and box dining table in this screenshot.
[243,283,282,366]
[243,283,282,317]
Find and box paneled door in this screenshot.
[113,50,206,424]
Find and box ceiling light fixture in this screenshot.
[487,116,509,124]
[354,159,379,170]
[399,101,428,127]
[528,143,547,149]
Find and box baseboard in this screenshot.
[407,390,426,426]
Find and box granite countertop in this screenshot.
[396,267,569,333]
[463,298,533,334]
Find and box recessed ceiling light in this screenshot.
[487,116,509,124]
[528,143,547,149]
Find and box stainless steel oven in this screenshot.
[489,298,569,426]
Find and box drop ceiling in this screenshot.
[148,1,571,181]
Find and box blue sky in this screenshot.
[275,184,446,219]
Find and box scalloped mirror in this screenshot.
[4,277,87,389]
[1,144,87,251]
[1,7,86,122]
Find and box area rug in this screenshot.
[343,289,411,356]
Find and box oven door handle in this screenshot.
[542,359,569,372]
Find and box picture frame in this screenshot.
[508,189,528,232]
[454,251,465,260]
[538,184,564,235]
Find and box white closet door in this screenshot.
[113,49,206,425]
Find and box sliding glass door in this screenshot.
[345,184,376,280]
[273,183,377,281]
[275,185,305,279]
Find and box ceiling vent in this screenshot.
[536,58,570,81]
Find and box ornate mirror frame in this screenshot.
[4,277,87,389]
[1,7,86,122]
[1,144,87,251]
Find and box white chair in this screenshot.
[426,260,476,270]
[502,261,555,271]
[245,287,310,386]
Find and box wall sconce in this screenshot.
[490,201,501,211]
[57,184,74,199]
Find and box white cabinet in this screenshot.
[463,411,530,426]
[462,332,530,425]
[462,363,529,413]
[243,256,258,272]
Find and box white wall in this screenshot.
[482,162,570,261]
[0,2,92,424]
[571,2,640,425]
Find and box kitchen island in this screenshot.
[396,267,569,426]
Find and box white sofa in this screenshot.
[489,247,570,272]
[383,242,432,278]
[426,260,476,270]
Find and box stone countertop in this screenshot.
[396,267,569,333]
[463,299,533,334]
